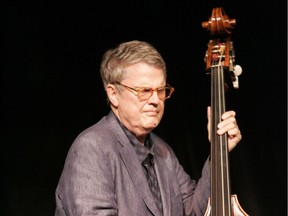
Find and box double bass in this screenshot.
[202,7,249,216]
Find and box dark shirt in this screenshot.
[116,116,154,175]
[115,114,163,215]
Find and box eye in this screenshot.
[142,88,152,93]
[157,87,166,93]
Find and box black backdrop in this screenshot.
[2,0,287,215]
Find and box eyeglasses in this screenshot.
[115,82,175,101]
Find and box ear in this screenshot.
[106,84,119,107]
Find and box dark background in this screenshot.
[2,0,287,215]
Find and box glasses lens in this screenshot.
[165,87,171,99]
[119,83,174,100]
[165,85,175,99]
[138,88,152,100]
[156,88,165,100]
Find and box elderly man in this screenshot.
[55,40,242,216]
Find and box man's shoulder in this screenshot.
[79,111,118,136]
[150,132,174,155]
[70,111,121,147]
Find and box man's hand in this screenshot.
[207,106,242,151]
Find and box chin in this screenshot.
[142,117,161,130]
[148,121,159,129]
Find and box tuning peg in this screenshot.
[232,65,242,89]
[234,65,242,76]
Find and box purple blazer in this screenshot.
[55,111,210,216]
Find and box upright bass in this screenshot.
[202,7,249,216]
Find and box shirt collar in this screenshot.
[113,112,154,163]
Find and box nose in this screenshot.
[147,90,160,104]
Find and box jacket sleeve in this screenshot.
[172,151,211,216]
[55,133,117,216]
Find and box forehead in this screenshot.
[122,62,166,85]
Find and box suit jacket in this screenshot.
[55,111,210,216]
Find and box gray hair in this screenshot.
[100,40,167,88]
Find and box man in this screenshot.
[55,40,242,216]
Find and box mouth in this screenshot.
[144,110,159,116]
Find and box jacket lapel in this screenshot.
[150,133,172,216]
[154,153,171,216]
[120,145,161,216]
[107,112,164,216]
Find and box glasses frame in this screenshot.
[115,82,175,100]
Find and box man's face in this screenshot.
[113,62,166,142]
